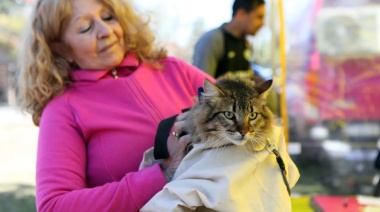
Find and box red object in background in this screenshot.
[310,195,362,212]
[306,57,380,122]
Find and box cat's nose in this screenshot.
[240,130,247,137]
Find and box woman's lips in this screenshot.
[99,42,116,53]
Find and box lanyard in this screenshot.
[266,139,291,196]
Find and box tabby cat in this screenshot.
[185,75,274,151]
[141,76,297,212]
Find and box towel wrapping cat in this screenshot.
[140,76,300,212]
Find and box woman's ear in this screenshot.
[49,41,73,63]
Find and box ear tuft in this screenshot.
[203,79,224,97]
[256,79,273,99]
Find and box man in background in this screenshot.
[193,0,280,116]
[192,0,266,80]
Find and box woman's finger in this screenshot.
[178,134,192,145]
[172,120,186,135]
[176,111,189,121]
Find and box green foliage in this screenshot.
[291,197,314,212]
[0,11,27,61]
[0,13,26,35]
[0,0,19,14]
[0,184,36,212]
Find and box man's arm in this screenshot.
[192,28,224,77]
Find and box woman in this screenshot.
[18,0,212,211]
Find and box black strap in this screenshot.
[153,108,191,159]
[154,115,177,159]
[375,150,380,169]
[273,149,291,196]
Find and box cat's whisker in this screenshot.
[205,135,229,151]
[213,137,231,159]
[240,144,252,156]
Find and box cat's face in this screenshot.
[187,77,274,151]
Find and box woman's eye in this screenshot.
[80,25,91,33]
[249,112,258,120]
[224,112,234,119]
[103,15,113,21]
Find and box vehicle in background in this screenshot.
[289,2,380,195]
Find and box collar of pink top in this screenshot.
[69,53,140,82]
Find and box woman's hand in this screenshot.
[160,112,191,182]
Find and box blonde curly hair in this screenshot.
[18,0,167,126]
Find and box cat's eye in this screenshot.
[224,111,234,119]
[249,112,258,120]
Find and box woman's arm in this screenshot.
[36,96,167,212]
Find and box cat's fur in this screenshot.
[186,75,274,151]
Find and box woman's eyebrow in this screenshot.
[71,15,87,25]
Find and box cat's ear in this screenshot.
[257,79,273,99]
[203,79,224,97]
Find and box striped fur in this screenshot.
[186,76,274,151]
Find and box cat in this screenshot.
[185,75,274,151]
[141,76,299,212]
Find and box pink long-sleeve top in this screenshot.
[36,53,213,211]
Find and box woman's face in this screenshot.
[62,0,125,70]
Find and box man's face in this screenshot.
[243,5,266,35]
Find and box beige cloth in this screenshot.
[140,126,300,212]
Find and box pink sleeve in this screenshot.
[36,97,167,212]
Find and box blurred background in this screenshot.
[1,0,380,211]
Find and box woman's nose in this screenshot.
[97,20,112,39]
